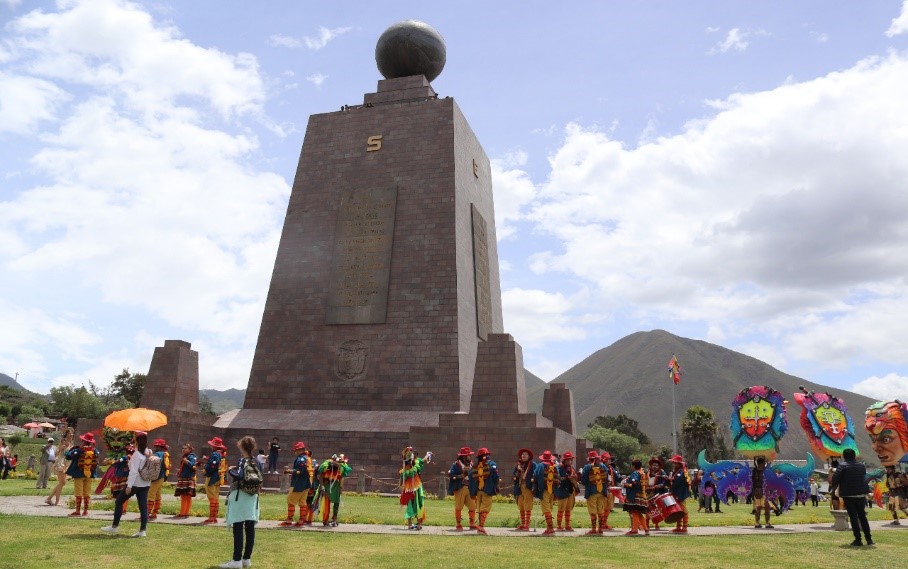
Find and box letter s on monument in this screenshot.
[367,135,383,152]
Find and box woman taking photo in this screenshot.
[100,431,151,537]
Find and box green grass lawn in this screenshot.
[0,478,893,528]
[0,513,902,569]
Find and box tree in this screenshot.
[199,394,216,416]
[587,414,652,446]
[110,368,146,407]
[49,385,108,426]
[679,405,729,466]
[582,425,641,471]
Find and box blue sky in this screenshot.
[2,0,908,404]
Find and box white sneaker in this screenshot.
[100,526,118,534]
[242,560,252,568]
[219,561,242,569]
[131,530,146,538]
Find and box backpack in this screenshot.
[138,452,161,482]
[236,458,263,496]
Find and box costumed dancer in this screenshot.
[64,432,99,516]
[468,447,499,535]
[622,458,649,536]
[533,450,560,535]
[448,446,476,531]
[668,454,690,533]
[148,438,171,520]
[280,441,313,527]
[46,427,74,506]
[555,451,578,531]
[580,450,608,535]
[646,457,668,529]
[316,453,351,527]
[305,449,318,525]
[97,426,135,515]
[173,443,197,518]
[601,451,622,530]
[751,456,773,528]
[203,436,227,524]
[399,447,433,530]
[512,448,535,531]
[884,464,908,525]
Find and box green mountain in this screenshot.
[0,373,30,392]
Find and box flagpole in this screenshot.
[672,378,677,453]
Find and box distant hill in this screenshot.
[0,373,30,392]
[200,388,246,415]
[535,330,879,463]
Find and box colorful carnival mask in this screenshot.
[793,389,858,461]
[865,400,908,467]
[731,385,788,460]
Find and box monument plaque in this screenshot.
[472,204,492,340]
[325,187,397,324]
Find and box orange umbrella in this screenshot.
[103,408,168,432]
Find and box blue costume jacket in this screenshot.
[448,459,470,494]
[290,454,312,492]
[204,450,222,486]
[64,445,97,479]
[580,463,608,499]
[512,461,534,495]
[177,452,196,478]
[670,468,690,501]
[533,461,559,499]
[555,463,578,500]
[468,459,499,497]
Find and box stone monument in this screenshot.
[132,21,582,482]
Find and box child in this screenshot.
[65,432,99,516]
[317,453,352,526]
[280,441,312,527]
[148,438,171,520]
[173,443,197,518]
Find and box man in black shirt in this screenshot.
[830,448,873,546]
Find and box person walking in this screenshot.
[831,448,873,546]
[100,432,151,537]
[36,438,55,489]
[220,435,260,569]
[809,478,820,507]
[46,428,73,505]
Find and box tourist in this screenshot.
[147,438,171,520]
[512,448,535,531]
[267,437,280,474]
[399,446,432,530]
[448,446,475,531]
[65,432,98,516]
[809,478,820,507]
[220,435,259,569]
[600,451,622,530]
[468,447,498,535]
[100,431,151,537]
[203,436,227,524]
[580,450,608,535]
[255,449,266,473]
[830,448,873,546]
[555,451,578,531]
[172,443,197,518]
[622,458,649,536]
[0,437,10,479]
[533,450,559,535]
[46,428,73,506]
[36,438,55,489]
[646,457,668,529]
[884,464,908,524]
[668,454,691,533]
[280,441,312,527]
[316,453,351,526]
[751,457,772,528]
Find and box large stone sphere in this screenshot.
[375,20,446,82]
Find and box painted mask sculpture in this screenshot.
[731,385,788,460]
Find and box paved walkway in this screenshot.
[1,495,905,538]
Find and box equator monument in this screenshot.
[133,21,583,480]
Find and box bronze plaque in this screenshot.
[471,204,492,340]
[326,187,397,324]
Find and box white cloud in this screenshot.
[0,0,22,8]
[851,373,908,401]
[0,72,67,133]
[886,1,908,37]
[811,31,829,44]
[708,28,751,54]
[502,288,587,348]
[303,26,352,50]
[705,26,720,34]
[306,72,327,87]
[268,34,302,49]
[491,152,537,240]
[523,52,908,376]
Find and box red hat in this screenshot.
[79,432,95,445]
[517,448,533,461]
[600,451,612,460]
[207,436,226,450]
[587,450,600,460]
[539,450,554,463]
[153,438,168,448]
[477,447,490,456]
[669,454,685,464]
[648,456,664,468]
[293,441,307,452]
[458,446,473,456]
[562,451,575,460]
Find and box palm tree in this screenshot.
[680,405,721,465]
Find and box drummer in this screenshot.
[668,454,691,533]
[646,457,669,529]
[622,459,649,536]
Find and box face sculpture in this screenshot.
[865,401,908,466]
[739,397,776,440]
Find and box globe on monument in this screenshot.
[375,20,446,82]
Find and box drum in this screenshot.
[649,492,685,524]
